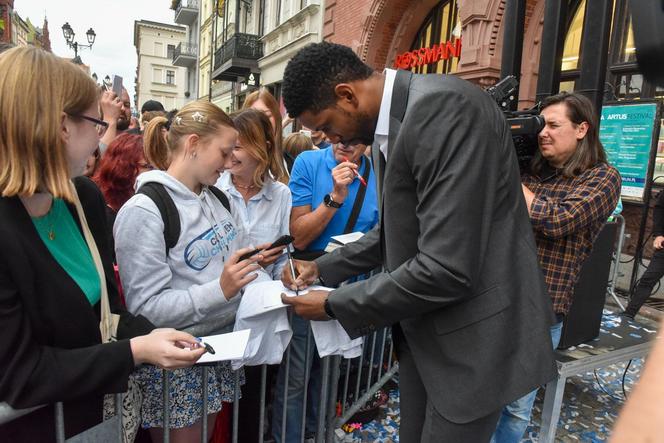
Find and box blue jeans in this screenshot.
[490,321,563,443]
[272,314,321,443]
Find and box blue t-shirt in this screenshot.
[289,147,379,251]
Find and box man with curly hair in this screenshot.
[280,42,557,442]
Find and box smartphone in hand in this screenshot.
[238,235,294,262]
[112,75,123,98]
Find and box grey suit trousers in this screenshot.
[396,330,502,443]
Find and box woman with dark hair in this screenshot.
[492,92,622,443]
[92,133,152,231]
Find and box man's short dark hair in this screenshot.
[282,42,374,118]
[141,99,165,114]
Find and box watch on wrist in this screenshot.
[324,193,342,208]
[324,296,336,319]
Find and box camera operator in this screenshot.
[492,92,621,443]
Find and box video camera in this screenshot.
[486,76,545,172]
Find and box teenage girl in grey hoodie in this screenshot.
[114,101,266,442]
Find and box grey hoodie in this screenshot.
[114,170,246,329]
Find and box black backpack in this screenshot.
[137,182,231,254]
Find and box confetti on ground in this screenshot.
[336,310,656,442]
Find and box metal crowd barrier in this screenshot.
[0,316,398,443]
[607,214,626,310]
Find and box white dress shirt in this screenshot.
[216,172,292,279]
[374,68,397,160]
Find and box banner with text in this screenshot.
[600,102,659,202]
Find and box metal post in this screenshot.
[315,357,331,443]
[366,332,377,389]
[354,346,364,402]
[280,312,293,443]
[535,0,569,103]
[232,370,240,443]
[162,370,170,443]
[115,393,123,440]
[324,356,341,443]
[341,358,351,416]
[201,366,209,443]
[54,402,65,443]
[300,326,313,440]
[258,365,267,443]
[377,330,388,381]
[500,0,527,110]
[608,215,626,310]
[576,0,613,116]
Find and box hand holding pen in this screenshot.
[281,257,320,292]
[342,156,367,187]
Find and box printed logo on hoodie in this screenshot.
[184,220,237,271]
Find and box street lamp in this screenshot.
[61,22,96,64]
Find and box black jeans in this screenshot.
[625,248,664,317]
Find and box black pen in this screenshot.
[197,338,215,354]
[286,245,299,296]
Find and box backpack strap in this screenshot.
[137,182,180,254]
[208,186,231,213]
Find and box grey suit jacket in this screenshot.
[316,70,557,423]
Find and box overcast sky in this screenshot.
[15,0,178,109]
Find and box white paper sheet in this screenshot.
[330,231,364,245]
[196,329,251,364]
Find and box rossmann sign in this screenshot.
[393,38,462,70]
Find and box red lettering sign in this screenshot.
[393,38,462,69]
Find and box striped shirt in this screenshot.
[523,162,621,315]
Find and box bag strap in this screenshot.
[137,182,180,254]
[69,181,119,343]
[208,185,232,213]
[343,156,371,234]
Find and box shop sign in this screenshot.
[393,38,462,70]
[246,72,259,87]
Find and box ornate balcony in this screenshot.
[173,42,197,67]
[212,33,263,82]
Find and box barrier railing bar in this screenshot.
[334,363,399,427]
[55,402,65,443]
[201,366,209,443]
[300,326,313,442]
[232,371,240,443]
[259,364,267,443]
[324,356,341,443]
[341,358,351,416]
[315,356,331,443]
[162,369,170,443]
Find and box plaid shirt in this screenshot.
[522,163,621,315]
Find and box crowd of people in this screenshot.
[4,39,663,443]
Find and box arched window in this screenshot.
[408,0,461,75]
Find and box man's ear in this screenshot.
[576,121,589,140]
[334,83,359,108]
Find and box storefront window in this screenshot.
[409,0,460,75]
[618,15,636,63]
[561,0,585,71]
[613,73,643,100]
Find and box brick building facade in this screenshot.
[323,0,547,106]
[322,0,664,290]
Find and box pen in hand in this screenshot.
[342,156,367,187]
[196,338,215,354]
[286,244,299,296]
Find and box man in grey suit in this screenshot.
[280,42,557,442]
